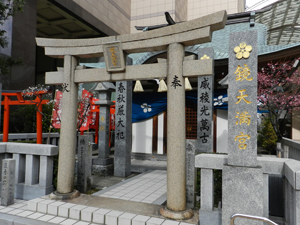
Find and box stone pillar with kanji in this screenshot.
[222,30,265,225]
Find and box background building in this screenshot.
[0,0,245,90]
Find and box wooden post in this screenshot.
[3,96,10,142]
[36,95,43,144]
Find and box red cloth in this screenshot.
[51,91,63,129]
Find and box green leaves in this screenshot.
[0,57,22,75]
[258,119,277,154]
[0,0,25,76]
[0,0,25,24]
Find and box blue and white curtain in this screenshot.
[132,90,228,122]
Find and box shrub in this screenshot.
[258,119,277,154]
[10,103,54,133]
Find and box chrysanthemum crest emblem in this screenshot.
[234,42,252,59]
[141,103,152,113]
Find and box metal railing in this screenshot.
[230,214,278,225]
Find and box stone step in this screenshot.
[24,197,197,225]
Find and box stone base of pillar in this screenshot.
[92,157,114,165]
[92,164,114,176]
[222,165,264,225]
[199,208,221,225]
[160,207,194,220]
[49,190,80,200]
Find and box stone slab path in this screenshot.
[93,170,167,205]
[0,197,196,225]
[0,170,198,225]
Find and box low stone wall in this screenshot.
[195,154,300,225]
[0,142,58,200]
[279,138,300,161]
[0,133,60,145]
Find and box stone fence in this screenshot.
[0,133,60,146]
[196,154,300,225]
[277,138,300,160]
[0,132,96,147]
[0,142,58,200]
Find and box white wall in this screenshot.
[132,118,153,154]
[217,109,228,153]
[157,112,164,154]
[131,112,165,154]
[132,110,229,154]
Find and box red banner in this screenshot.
[51,90,115,134]
[89,98,99,130]
[51,90,62,129]
[78,90,93,131]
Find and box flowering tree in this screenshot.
[257,59,300,139]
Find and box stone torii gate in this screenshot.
[36,10,226,219]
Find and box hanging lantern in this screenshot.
[158,79,167,92]
[133,80,144,92]
[185,77,192,91]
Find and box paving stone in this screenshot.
[162,220,180,225]
[0,207,15,213]
[81,206,98,222]
[74,221,90,225]
[58,203,77,218]
[146,217,165,225]
[11,203,27,209]
[48,201,66,216]
[17,210,35,217]
[14,217,55,225]
[60,218,78,225]
[178,223,195,225]
[69,205,87,220]
[119,197,131,200]
[15,199,26,203]
[7,209,24,215]
[18,206,28,211]
[27,198,45,211]
[48,216,67,224]
[132,215,151,225]
[92,208,111,224]
[118,212,137,225]
[0,212,18,224]
[27,212,44,219]
[37,214,55,221]
[105,210,123,225]
[37,200,55,213]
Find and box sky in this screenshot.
[245,0,280,10]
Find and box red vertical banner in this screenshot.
[89,98,99,130]
[78,90,93,132]
[52,91,63,129]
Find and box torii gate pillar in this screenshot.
[55,55,80,197]
[159,43,193,219]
